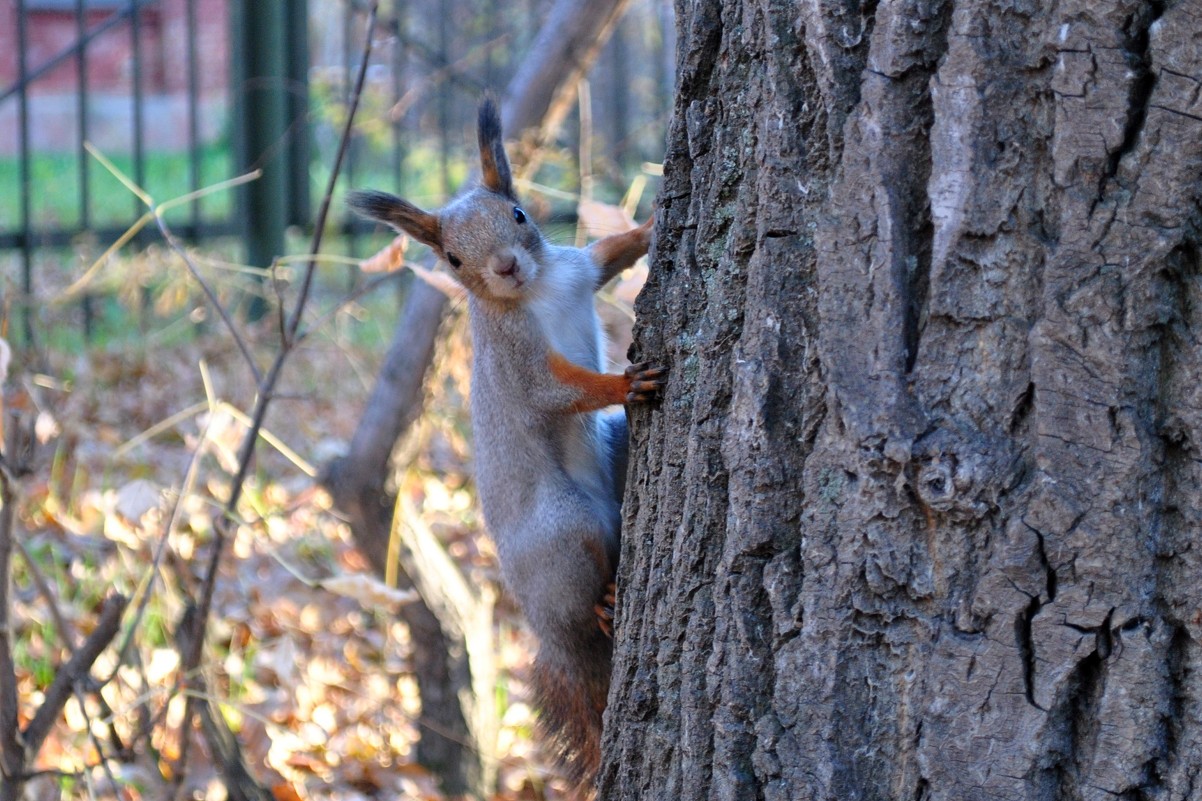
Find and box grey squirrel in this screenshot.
[348,96,664,793]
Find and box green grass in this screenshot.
[0,144,236,231]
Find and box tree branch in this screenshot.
[22,592,128,760]
[0,410,27,792]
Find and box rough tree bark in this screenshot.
[604,1,1202,800]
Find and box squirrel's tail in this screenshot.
[531,626,613,795]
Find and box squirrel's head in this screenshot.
[348,96,545,306]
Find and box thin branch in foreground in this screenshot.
[0,412,25,790]
[14,538,79,649]
[106,411,215,683]
[22,592,129,759]
[72,683,124,792]
[151,214,264,384]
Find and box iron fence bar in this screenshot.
[0,222,241,253]
[2,0,309,344]
[342,4,358,268]
[130,0,149,327]
[235,0,289,320]
[186,0,202,236]
[285,0,310,228]
[130,1,146,206]
[16,0,35,347]
[0,0,159,106]
[76,0,95,340]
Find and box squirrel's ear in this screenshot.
[478,95,516,199]
[348,190,442,250]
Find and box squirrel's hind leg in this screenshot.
[499,499,616,791]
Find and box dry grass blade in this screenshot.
[77,141,265,383]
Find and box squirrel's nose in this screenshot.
[494,255,519,277]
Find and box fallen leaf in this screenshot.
[271,783,305,801]
[319,573,420,611]
[115,478,162,524]
[34,411,60,444]
[410,261,466,300]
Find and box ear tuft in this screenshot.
[348,189,442,251]
[478,94,516,199]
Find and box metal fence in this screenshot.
[1,0,309,344]
[1,0,674,347]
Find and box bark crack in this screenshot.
[1040,609,1116,799]
[1015,525,1060,711]
[904,0,953,376]
[1094,2,1167,208]
[1017,592,1046,711]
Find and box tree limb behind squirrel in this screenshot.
[348,96,665,796]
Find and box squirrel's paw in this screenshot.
[624,362,668,404]
[595,582,617,639]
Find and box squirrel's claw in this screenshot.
[595,583,617,639]
[624,363,668,404]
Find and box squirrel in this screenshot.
[348,96,665,794]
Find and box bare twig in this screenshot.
[108,411,214,680]
[387,32,512,121]
[72,684,124,793]
[83,145,264,385]
[14,538,79,648]
[22,593,129,759]
[151,215,264,384]
[0,411,25,792]
[15,768,88,782]
[0,400,131,800]
[293,269,407,345]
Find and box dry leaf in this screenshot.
[409,262,466,300]
[34,411,60,443]
[271,783,305,801]
[256,638,300,687]
[577,198,636,239]
[115,478,162,524]
[359,235,408,273]
[319,573,419,610]
[0,337,10,384]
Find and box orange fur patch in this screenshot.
[547,352,630,413]
[590,215,653,287]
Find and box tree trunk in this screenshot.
[603,2,1202,800]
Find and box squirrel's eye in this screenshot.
[513,206,527,224]
[447,253,462,269]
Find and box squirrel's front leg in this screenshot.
[545,351,667,413]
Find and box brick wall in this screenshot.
[0,0,229,152]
